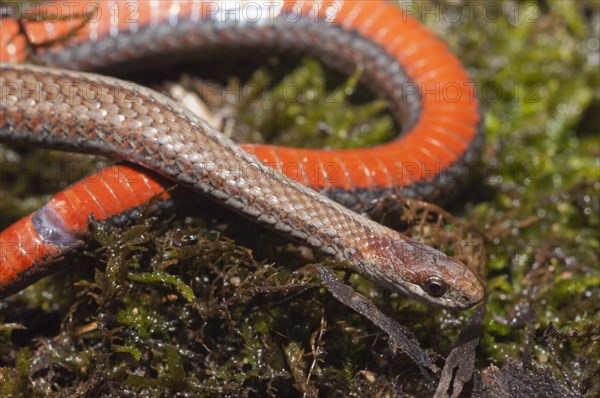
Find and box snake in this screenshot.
[0,0,484,308]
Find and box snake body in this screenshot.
[0,0,484,308]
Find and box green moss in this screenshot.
[230,59,394,149]
[441,0,599,377]
[0,348,31,396]
[127,271,195,302]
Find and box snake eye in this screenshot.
[423,276,447,298]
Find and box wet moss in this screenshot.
[1,0,599,396]
[227,59,394,149]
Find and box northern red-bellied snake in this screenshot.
[0,0,484,308]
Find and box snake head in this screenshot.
[367,235,485,310]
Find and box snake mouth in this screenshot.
[392,268,485,310]
[417,289,483,310]
[375,275,481,310]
